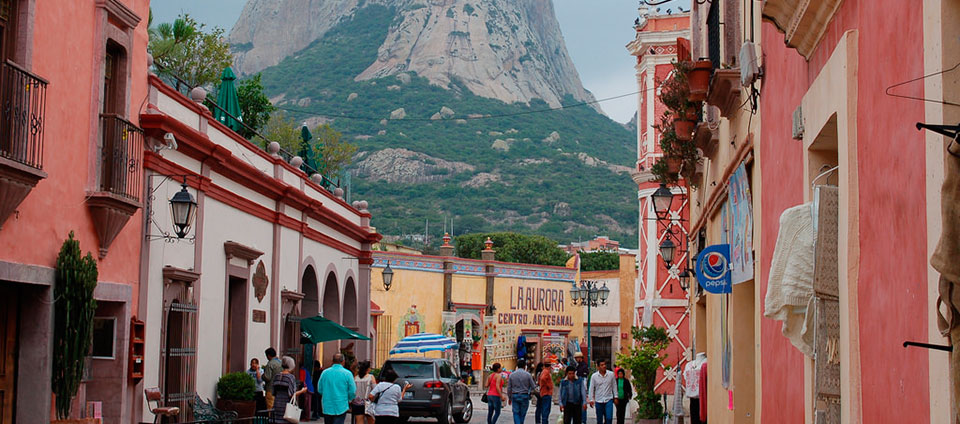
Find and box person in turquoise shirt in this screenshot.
[318,353,357,424]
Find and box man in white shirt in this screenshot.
[588,359,616,424]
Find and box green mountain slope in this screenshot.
[257,5,638,247]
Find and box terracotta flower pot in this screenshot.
[673,119,695,141]
[666,157,682,173]
[688,60,713,102]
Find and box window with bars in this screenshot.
[707,1,721,69]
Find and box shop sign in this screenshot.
[498,284,575,327]
[696,244,732,294]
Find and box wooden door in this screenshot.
[0,285,18,424]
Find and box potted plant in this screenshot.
[617,326,672,424]
[216,372,257,418]
[688,60,713,101]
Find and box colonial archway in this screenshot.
[302,266,319,317]
[342,277,358,330]
[321,272,341,364]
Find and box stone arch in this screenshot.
[321,270,341,364]
[342,277,358,330]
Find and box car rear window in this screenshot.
[384,361,434,379]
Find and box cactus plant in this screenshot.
[52,231,99,419]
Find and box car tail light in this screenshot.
[424,380,443,388]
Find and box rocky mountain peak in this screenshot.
[229,0,597,109]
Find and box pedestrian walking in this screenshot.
[573,352,588,424]
[313,360,324,420]
[588,359,616,424]
[559,366,587,424]
[247,358,267,413]
[533,363,544,424]
[353,361,377,424]
[536,363,554,424]
[613,368,632,424]
[263,348,283,410]
[299,361,316,419]
[368,368,412,424]
[506,359,536,424]
[270,356,307,423]
[486,363,507,424]
[318,353,357,424]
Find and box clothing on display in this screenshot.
[517,335,528,359]
[763,203,816,356]
[698,360,708,423]
[683,353,707,398]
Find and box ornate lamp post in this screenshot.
[382,262,394,291]
[569,280,610,366]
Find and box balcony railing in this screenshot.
[0,60,48,169]
[99,113,143,202]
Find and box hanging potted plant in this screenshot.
[216,372,257,418]
[658,62,700,141]
[688,60,713,101]
[617,326,672,424]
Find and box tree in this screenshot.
[580,250,620,271]
[236,73,274,138]
[149,13,232,90]
[617,326,671,420]
[454,232,570,266]
[261,112,357,177]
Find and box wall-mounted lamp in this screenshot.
[382,262,394,291]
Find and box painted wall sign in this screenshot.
[498,284,574,327]
[696,244,732,294]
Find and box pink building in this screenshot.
[626,12,691,395]
[0,0,150,422]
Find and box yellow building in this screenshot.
[369,241,585,373]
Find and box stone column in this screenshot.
[358,252,373,362]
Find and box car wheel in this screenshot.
[454,397,473,423]
[437,396,454,424]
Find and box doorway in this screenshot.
[591,336,613,367]
[0,284,17,424]
[226,276,248,373]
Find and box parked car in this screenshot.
[380,358,473,423]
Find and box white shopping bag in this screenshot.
[284,397,302,423]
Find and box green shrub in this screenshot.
[217,372,257,401]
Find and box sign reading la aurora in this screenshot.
[498,284,574,327]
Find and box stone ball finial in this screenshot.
[267,142,281,156]
[311,173,324,184]
[189,87,207,103]
[358,200,369,210]
[290,156,303,168]
[352,200,361,208]
[333,187,344,198]
[147,53,154,70]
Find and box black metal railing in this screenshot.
[99,113,144,201]
[0,60,47,169]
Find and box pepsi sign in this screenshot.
[696,244,732,294]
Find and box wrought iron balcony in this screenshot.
[0,60,47,170]
[98,113,144,202]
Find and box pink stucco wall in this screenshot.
[759,0,930,421]
[0,0,149,304]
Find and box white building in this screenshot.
[136,74,380,419]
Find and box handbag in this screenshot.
[283,396,302,423]
[480,393,488,403]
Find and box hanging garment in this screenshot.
[683,359,702,398]
[517,335,527,359]
[698,360,708,422]
[933,138,960,421]
[763,203,816,356]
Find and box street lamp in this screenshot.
[570,280,608,367]
[678,270,691,291]
[382,262,394,291]
[659,237,677,266]
[169,180,197,238]
[652,183,674,220]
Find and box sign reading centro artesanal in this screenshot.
[498,284,574,327]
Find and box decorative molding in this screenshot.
[253,260,269,303]
[86,191,141,258]
[0,156,46,229]
[762,0,842,59]
[224,241,264,265]
[162,265,200,284]
[281,290,305,303]
[96,0,142,30]
[706,69,742,118]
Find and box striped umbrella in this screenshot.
[389,332,458,354]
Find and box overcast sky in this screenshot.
[152,0,688,124]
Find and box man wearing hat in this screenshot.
[574,352,589,423]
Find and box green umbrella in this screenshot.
[299,124,320,172]
[299,315,370,344]
[214,67,243,132]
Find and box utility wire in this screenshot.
[275,90,643,122]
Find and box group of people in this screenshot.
[485,352,633,424]
[245,347,412,424]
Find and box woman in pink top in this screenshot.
[486,363,507,424]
